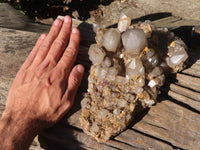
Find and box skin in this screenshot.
[0,16,84,150]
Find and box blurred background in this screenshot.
[0,0,113,21]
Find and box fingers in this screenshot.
[30,18,63,68]
[20,34,47,70]
[67,65,84,95]
[56,28,80,76]
[60,65,84,113]
[45,16,72,62]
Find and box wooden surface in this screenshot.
[0,5,200,149]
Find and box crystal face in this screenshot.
[80,14,188,142]
[122,29,147,55]
[102,28,121,52]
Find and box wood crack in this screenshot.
[111,139,139,150]
[144,121,168,131]
[167,96,200,114]
[131,129,183,150]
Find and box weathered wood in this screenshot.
[169,84,200,102]
[152,16,200,30]
[115,128,173,150]
[0,103,4,117]
[183,59,200,77]
[132,100,200,150]
[0,3,50,33]
[152,16,182,28]
[166,60,200,111]
[176,73,200,93]
[0,28,41,107]
[183,68,200,77]
[39,124,137,150]
[168,90,200,110]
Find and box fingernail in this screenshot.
[64,16,71,23]
[72,28,79,34]
[54,19,62,26]
[77,65,84,73]
[40,34,46,40]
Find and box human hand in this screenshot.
[0,16,84,149]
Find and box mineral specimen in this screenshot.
[80,13,188,142]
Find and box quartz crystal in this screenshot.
[122,29,147,55]
[102,28,121,52]
[118,12,131,32]
[80,13,188,142]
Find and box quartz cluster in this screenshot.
[80,13,188,142]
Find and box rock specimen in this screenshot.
[80,13,188,142]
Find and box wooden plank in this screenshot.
[165,19,200,29]
[0,27,40,107]
[0,103,5,117]
[168,90,200,110]
[152,16,200,29]
[115,129,173,150]
[0,3,50,33]
[196,59,200,65]
[183,59,200,77]
[132,100,200,150]
[39,124,137,150]
[152,16,182,27]
[183,68,200,77]
[176,73,200,92]
[169,84,200,102]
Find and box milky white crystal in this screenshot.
[118,12,131,33]
[122,29,147,55]
[102,28,121,52]
[88,44,106,64]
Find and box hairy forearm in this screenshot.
[0,111,39,150]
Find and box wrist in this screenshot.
[0,110,39,150]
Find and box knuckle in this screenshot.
[47,55,56,66]
[63,47,76,60]
[40,40,51,50]
[50,67,65,82]
[53,39,66,48]
[70,75,80,87]
[67,47,76,55]
[55,68,64,78]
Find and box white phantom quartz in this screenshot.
[126,56,145,78]
[122,29,147,55]
[118,13,131,32]
[166,40,188,71]
[80,13,188,143]
[102,28,121,52]
[88,44,106,64]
